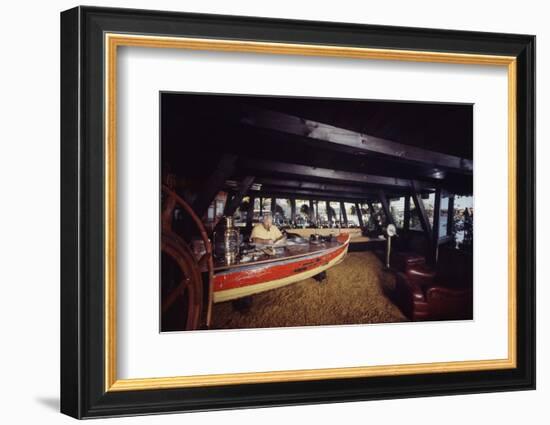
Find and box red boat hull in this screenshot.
[213,234,350,302]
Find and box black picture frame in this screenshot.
[61,6,535,419]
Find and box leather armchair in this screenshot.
[393,250,473,321]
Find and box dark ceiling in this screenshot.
[161,92,473,198]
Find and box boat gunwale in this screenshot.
[213,233,351,274]
[212,239,351,302]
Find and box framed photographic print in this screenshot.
[60,6,535,419]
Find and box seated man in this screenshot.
[251,213,286,245]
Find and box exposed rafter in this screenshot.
[224,175,255,216]
[258,188,376,203]
[240,158,435,191]
[411,180,433,242]
[240,106,473,174]
[355,202,365,228]
[431,187,442,264]
[378,190,396,227]
[191,154,237,218]
[254,177,403,197]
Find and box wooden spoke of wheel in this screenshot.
[161,185,215,327]
[161,233,203,331]
[161,277,190,314]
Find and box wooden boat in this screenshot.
[212,233,350,303]
[161,185,352,330]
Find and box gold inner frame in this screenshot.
[104,33,517,392]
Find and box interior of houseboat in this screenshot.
[160,93,474,332]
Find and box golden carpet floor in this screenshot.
[211,251,407,330]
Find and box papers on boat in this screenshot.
[273,237,286,247]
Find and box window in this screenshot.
[389,197,406,228]
[423,193,436,226]
[328,201,342,226]
[295,199,311,228]
[343,202,360,227]
[260,197,271,216]
[233,196,251,225]
[204,192,228,230]
[274,198,291,226]
[408,193,452,236]
[252,197,261,221]
[206,205,215,222]
[409,198,423,231]
[317,201,328,226]
[439,196,449,236]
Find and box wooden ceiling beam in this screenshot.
[224,175,255,216]
[240,106,472,174]
[240,158,435,191]
[257,188,376,203]
[254,177,398,196]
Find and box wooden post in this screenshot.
[404,195,411,231]
[270,197,276,215]
[410,181,433,243]
[431,188,442,264]
[309,199,315,224]
[290,198,296,225]
[224,175,255,216]
[340,201,348,227]
[355,202,364,228]
[191,154,237,218]
[447,195,455,238]
[326,201,332,224]
[367,201,383,232]
[378,190,396,227]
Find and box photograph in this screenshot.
[160,93,474,332]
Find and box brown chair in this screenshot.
[393,248,473,321]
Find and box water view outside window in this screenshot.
[274,198,291,225]
[253,197,261,221]
[260,197,271,216]
[389,197,406,228]
[408,193,450,235]
[344,202,360,227]
[317,201,328,225]
[424,193,435,226]
[439,196,449,237]
[295,199,311,227]
[328,201,342,226]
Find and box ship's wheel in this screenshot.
[161,185,214,331]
